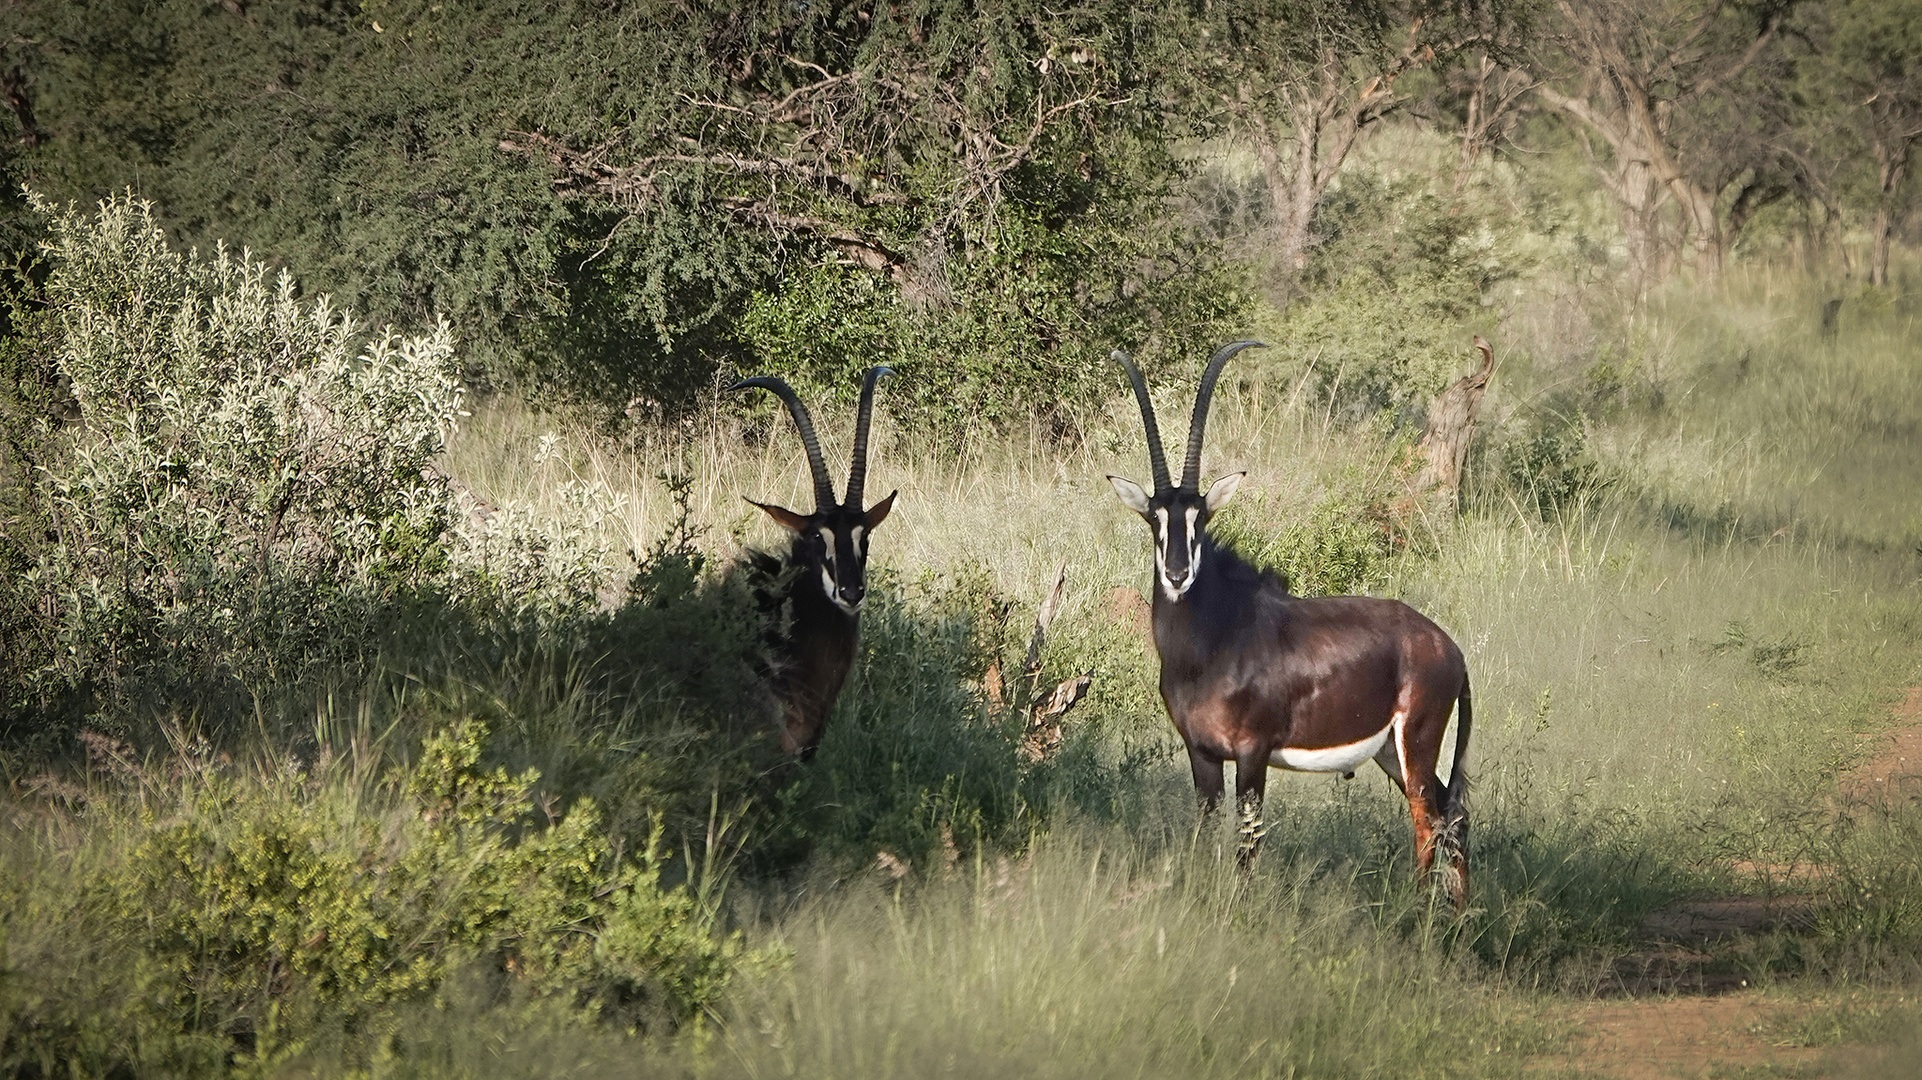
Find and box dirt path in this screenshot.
[1839,686,1922,805]
[1555,994,1825,1080]
[1540,687,1922,1079]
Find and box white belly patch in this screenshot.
[1271,724,1393,773]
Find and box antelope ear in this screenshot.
[746,498,811,533]
[1204,472,1244,511]
[864,490,898,529]
[1107,475,1151,514]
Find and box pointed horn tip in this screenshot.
[1212,339,1268,357]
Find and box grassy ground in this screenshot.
[4,259,1920,1076]
[425,262,1922,1068]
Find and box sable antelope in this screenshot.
[1107,343,1472,906]
[731,368,896,759]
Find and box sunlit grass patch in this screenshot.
[722,825,1560,1080]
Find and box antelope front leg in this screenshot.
[1189,747,1225,819]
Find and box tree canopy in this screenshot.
[1,0,1915,420]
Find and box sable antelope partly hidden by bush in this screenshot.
[1107,342,1473,907]
[731,368,896,759]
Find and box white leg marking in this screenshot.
[1394,708,1415,791]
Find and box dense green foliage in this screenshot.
[1,0,1255,422]
[6,1,1910,423]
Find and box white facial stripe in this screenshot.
[1151,508,1176,600]
[814,524,863,613]
[1272,723,1395,773]
[850,524,864,551]
[1152,505,1204,601]
[1184,506,1202,580]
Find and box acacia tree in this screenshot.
[1444,50,1536,193]
[1814,0,1922,285]
[1182,0,1524,275]
[507,4,1152,287]
[1527,0,1798,288]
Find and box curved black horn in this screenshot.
[1180,341,1267,491]
[1113,349,1172,492]
[845,366,892,508]
[730,376,837,510]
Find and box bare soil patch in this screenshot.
[1551,993,1826,1080]
[1544,687,1922,1077]
[1837,686,1922,805]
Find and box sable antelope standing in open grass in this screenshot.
[1107,343,1472,907]
[732,368,896,759]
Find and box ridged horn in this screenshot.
[1179,341,1267,491]
[729,375,837,511]
[1113,349,1171,493]
[845,366,892,508]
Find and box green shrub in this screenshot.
[1490,412,1605,520]
[15,194,632,736]
[762,567,1037,869]
[733,224,1253,440]
[0,721,768,1076]
[1265,172,1521,426]
[1210,486,1401,596]
[21,192,467,724]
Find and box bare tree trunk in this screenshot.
[1453,55,1498,194]
[1251,53,1377,272]
[1870,145,1910,287]
[1871,205,1893,288]
[1251,112,1316,272]
[1413,337,1497,511]
[1673,178,1724,280]
[1453,56,1532,195]
[1533,1,1783,291]
[1618,163,1667,297]
[1242,29,1436,274]
[1566,115,1667,297]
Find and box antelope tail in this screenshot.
[1443,673,1472,825]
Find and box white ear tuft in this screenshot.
[1204,472,1244,511]
[1107,475,1151,514]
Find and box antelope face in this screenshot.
[753,493,897,614]
[1108,473,1242,602]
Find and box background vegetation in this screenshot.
[2,1,1920,1077]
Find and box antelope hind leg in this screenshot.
[1233,749,1269,870]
